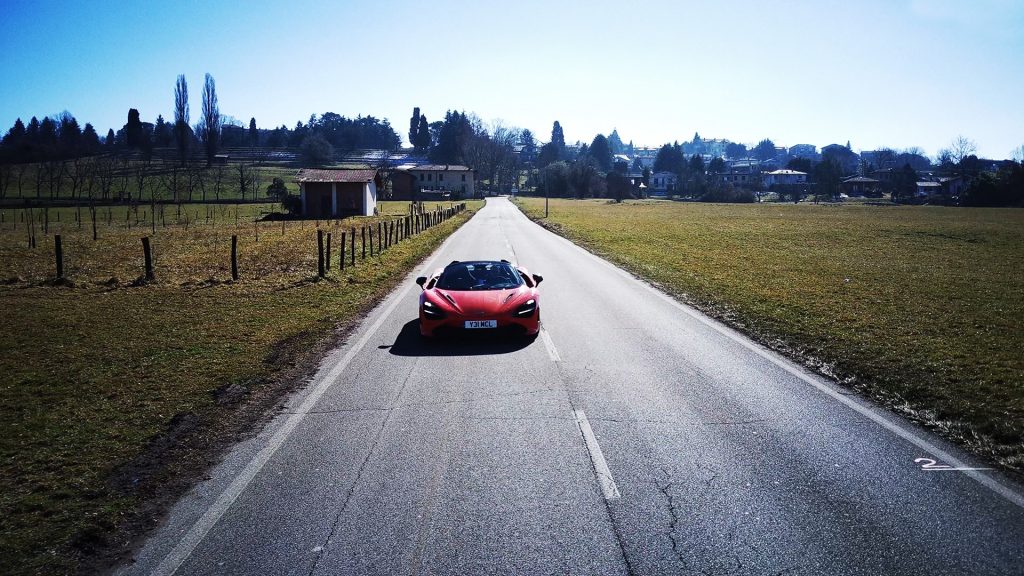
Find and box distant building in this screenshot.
[916,181,941,197]
[682,134,729,158]
[648,171,677,195]
[391,164,475,199]
[763,169,807,187]
[633,147,659,169]
[788,144,818,159]
[296,168,381,217]
[841,176,881,197]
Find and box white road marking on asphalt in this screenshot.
[150,218,475,576]
[916,457,991,471]
[517,203,1024,510]
[540,327,561,362]
[574,410,621,501]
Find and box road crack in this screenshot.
[305,365,417,575]
[656,475,687,569]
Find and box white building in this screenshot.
[649,171,677,195]
[763,169,807,187]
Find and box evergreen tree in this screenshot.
[82,123,100,153]
[154,114,172,147]
[550,121,565,152]
[753,138,776,161]
[409,107,421,148]
[125,108,143,149]
[415,113,430,152]
[105,128,116,148]
[537,142,559,168]
[589,134,612,172]
[57,112,81,158]
[249,117,258,147]
[653,143,685,174]
[607,129,624,155]
[174,74,190,165]
[199,73,221,165]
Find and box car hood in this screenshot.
[429,287,532,316]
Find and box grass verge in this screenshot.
[514,197,1023,473]
[0,200,480,575]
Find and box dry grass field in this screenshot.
[515,197,1023,473]
[0,200,479,574]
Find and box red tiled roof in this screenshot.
[296,169,377,183]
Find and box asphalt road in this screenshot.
[121,197,1024,576]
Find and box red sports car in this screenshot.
[416,260,543,338]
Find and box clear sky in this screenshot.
[2,0,1022,159]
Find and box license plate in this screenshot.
[464,320,497,329]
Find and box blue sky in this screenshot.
[1,0,1022,158]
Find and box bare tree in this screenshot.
[199,73,222,166]
[211,163,226,201]
[1012,144,1024,163]
[134,156,153,203]
[115,157,131,201]
[949,135,977,165]
[67,157,85,200]
[14,163,28,197]
[0,164,13,201]
[187,162,205,202]
[236,162,251,201]
[174,74,190,167]
[93,155,116,201]
[372,149,394,200]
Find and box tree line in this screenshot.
[1,73,402,170]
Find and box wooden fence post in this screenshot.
[350,227,356,267]
[54,235,63,279]
[361,226,366,260]
[231,235,239,281]
[317,230,325,278]
[340,231,346,271]
[142,237,155,281]
[326,232,332,271]
[377,222,383,252]
[91,207,98,240]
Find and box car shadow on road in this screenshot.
[384,320,536,357]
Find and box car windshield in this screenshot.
[435,262,523,291]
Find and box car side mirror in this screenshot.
[416,276,427,288]
[532,274,543,286]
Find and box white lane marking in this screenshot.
[514,203,1024,510]
[539,327,561,362]
[574,410,621,501]
[151,216,475,576]
[916,457,992,472]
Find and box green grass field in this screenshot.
[0,200,479,575]
[515,197,1023,472]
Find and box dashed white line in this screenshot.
[574,410,621,501]
[539,327,561,362]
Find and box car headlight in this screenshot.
[422,299,446,319]
[513,299,536,317]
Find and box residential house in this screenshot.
[916,181,941,197]
[763,169,807,187]
[391,164,475,199]
[788,144,818,159]
[841,176,881,197]
[648,171,677,195]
